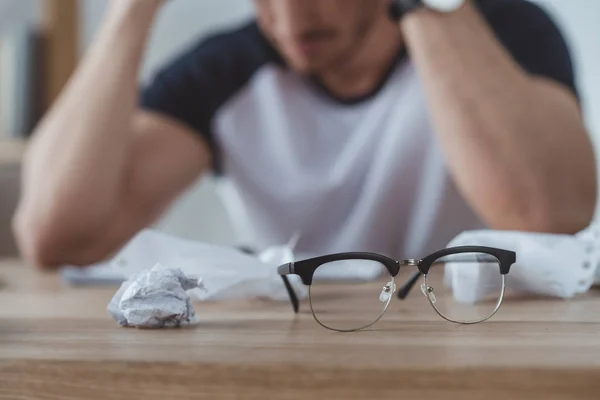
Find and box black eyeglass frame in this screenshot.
[277,246,516,315]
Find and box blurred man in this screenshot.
[14,0,597,267]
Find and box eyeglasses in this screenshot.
[277,246,516,332]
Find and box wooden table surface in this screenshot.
[1,258,600,399]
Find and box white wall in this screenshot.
[82,0,253,82]
[534,0,600,148]
[0,0,39,35]
[533,0,600,218]
[80,0,600,243]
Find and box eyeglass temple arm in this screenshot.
[277,263,300,314]
[396,255,499,299]
[239,246,300,314]
[397,271,421,300]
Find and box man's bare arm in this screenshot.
[13,0,211,268]
[400,1,597,233]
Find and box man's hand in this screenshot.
[14,0,211,268]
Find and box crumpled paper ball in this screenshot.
[107,263,204,328]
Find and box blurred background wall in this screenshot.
[538,0,600,150]
[1,0,599,256]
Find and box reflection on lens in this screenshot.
[308,259,393,332]
[424,252,504,324]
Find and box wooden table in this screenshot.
[1,259,600,399]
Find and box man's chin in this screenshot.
[286,57,331,75]
[283,46,353,76]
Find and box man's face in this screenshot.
[253,0,389,74]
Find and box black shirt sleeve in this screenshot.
[140,22,275,155]
[476,0,579,98]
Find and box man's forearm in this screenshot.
[15,1,164,260]
[400,1,597,233]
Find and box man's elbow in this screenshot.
[11,206,102,268]
[490,192,597,235]
[518,208,594,235]
[12,208,62,268]
[550,197,597,234]
[542,172,599,234]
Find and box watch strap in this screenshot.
[388,0,424,22]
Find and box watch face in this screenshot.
[423,0,464,12]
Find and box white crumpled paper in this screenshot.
[444,222,600,303]
[102,229,308,327]
[107,263,204,328]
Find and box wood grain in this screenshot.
[1,258,600,399]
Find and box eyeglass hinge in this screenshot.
[289,262,295,274]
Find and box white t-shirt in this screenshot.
[140,1,579,259]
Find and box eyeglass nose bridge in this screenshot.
[399,259,421,267]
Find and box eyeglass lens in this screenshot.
[308,259,394,332]
[424,252,504,324]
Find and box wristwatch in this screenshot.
[388,0,465,22]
